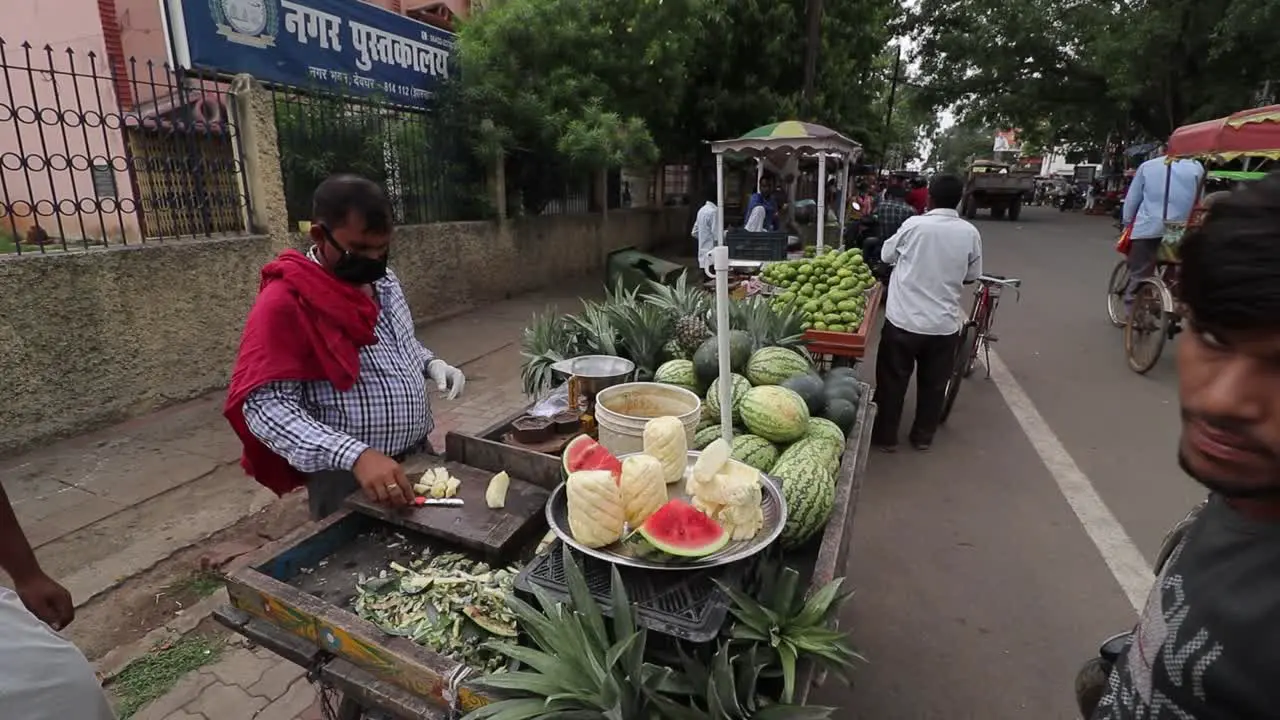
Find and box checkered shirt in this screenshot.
[242,265,435,473]
[873,198,917,240]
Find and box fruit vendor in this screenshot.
[872,173,982,452]
[225,174,468,519]
[744,174,779,232]
[0,482,116,718]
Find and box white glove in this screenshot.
[426,359,466,399]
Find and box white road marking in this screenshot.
[986,349,1154,613]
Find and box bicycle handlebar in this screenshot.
[979,275,1022,288]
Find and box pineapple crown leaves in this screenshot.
[671,643,836,720]
[465,552,693,720]
[714,566,864,705]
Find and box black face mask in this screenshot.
[321,225,388,285]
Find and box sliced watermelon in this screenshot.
[562,434,622,480]
[636,499,730,558]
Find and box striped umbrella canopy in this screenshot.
[711,120,862,161]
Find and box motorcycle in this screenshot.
[1073,500,1207,718]
[1059,188,1083,212]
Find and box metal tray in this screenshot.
[546,451,786,571]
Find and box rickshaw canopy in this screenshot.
[1167,105,1280,160]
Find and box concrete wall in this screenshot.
[0,208,683,453]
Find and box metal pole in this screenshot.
[837,156,849,247]
[816,153,827,251]
[716,153,725,245]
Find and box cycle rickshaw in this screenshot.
[1106,105,1280,373]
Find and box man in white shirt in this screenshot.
[0,483,116,718]
[873,173,983,451]
[692,188,718,273]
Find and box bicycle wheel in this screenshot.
[1124,281,1169,374]
[1106,260,1129,328]
[940,323,979,425]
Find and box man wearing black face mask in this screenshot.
[225,174,466,519]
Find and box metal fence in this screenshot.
[0,38,251,255]
[272,85,487,227]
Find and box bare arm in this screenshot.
[0,483,41,585]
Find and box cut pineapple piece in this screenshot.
[485,471,510,509]
[412,483,430,496]
[566,470,625,548]
[619,454,668,527]
[444,476,461,498]
[688,438,730,497]
[643,416,688,485]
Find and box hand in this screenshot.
[352,449,413,507]
[427,359,466,399]
[15,571,74,630]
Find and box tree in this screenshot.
[910,0,1280,147]
[927,121,993,173]
[457,0,917,184]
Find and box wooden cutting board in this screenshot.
[345,460,550,560]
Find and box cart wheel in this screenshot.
[940,324,978,425]
[1124,281,1168,374]
[1106,260,1129,328]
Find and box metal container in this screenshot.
[551,355,636,408]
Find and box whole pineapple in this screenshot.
[644,272,712,356]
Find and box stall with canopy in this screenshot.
[710,121,863,253]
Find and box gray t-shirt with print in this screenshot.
[1093,495,1280,719]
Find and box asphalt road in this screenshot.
[811,205,1206,719]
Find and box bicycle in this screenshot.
[940,274,1022,424]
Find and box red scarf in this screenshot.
[223,249,379,496]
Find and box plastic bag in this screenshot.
[1115,223,1133,255]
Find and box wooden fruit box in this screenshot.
[802,284,884,360]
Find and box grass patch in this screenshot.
[168,570,224,600]
[110,634,223,718]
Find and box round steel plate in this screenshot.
[546,451,787,571]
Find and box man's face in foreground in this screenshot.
[1178,319,1280,497]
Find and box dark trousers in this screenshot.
[872,321,959,447]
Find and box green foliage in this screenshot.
[927,121,997,173]
[911,0,1280,147]
[457,0,922,171]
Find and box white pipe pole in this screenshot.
[816,153,828,251]
[716,154,726,245]
[712,245,733,444]
[837,156,850,247]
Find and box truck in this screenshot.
[960,160,1037,221]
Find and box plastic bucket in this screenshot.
[594,382,702,457]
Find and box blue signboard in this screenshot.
[169,0,455,106]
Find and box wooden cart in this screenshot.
[803,284,884,369]
[216,389,875,717]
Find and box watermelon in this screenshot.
[745,346,811,386]
[706,373,751,423]
[807,417,848,448]
[776,437,840,477]
[562,435,622,479]
[825,366,859,384]
[822,398,859,435]
[772,458,836,548]
[731,434,780,472]
[655,359,700,393]
[824,380,862,406]
[692,331,755,386]
[693,424,744,449]
[635,498,730,558]
[740,385,810,444]
[781,373,827,415]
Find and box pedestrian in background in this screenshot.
[872,174,983,452]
